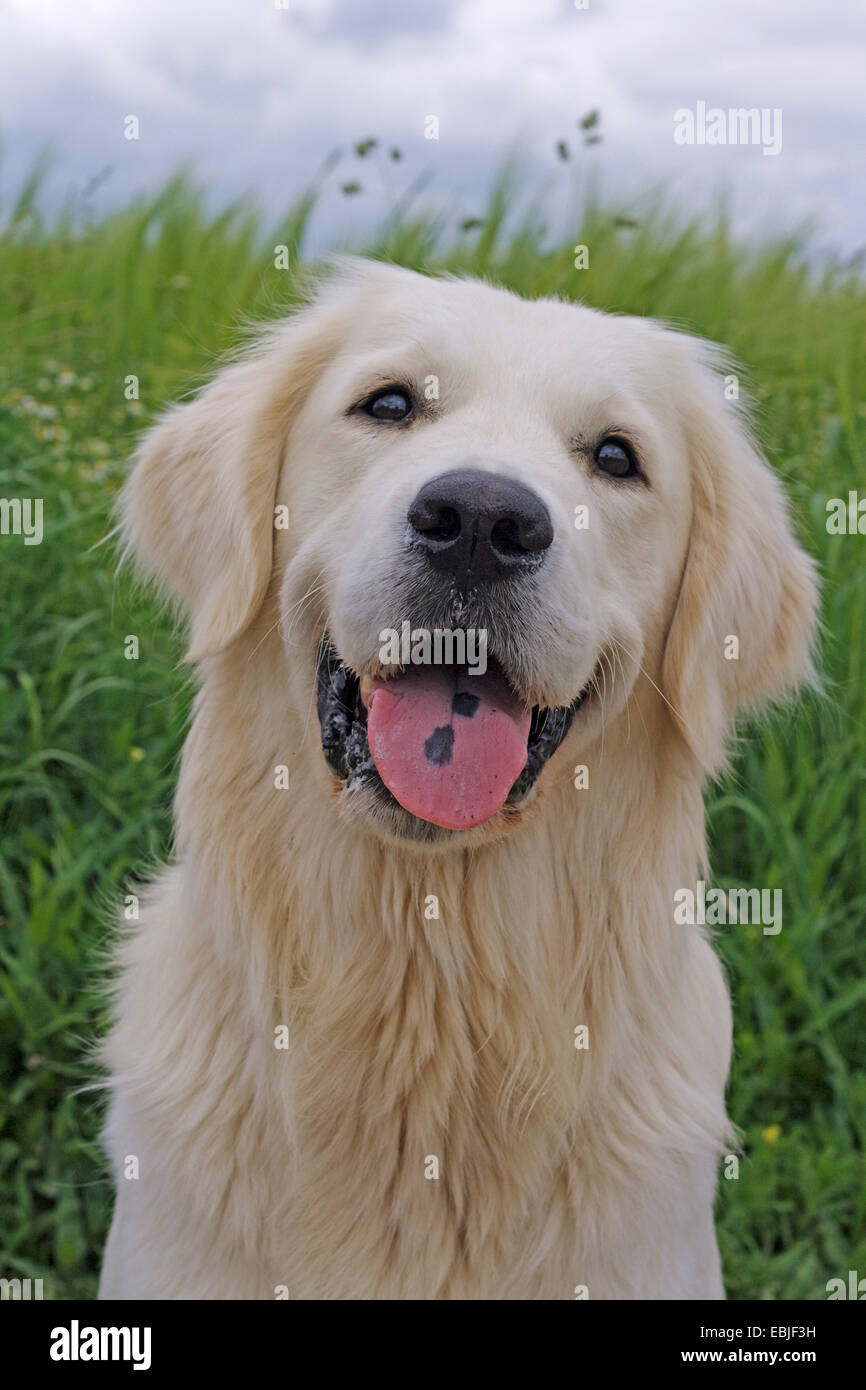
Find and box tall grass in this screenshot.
[0,162,864,1297]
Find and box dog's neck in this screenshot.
[176,645,707,999]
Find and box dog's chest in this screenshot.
[266,952,584,1298]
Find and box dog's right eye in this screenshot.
[360,387,414,422]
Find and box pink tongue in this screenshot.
[365,665,531,830]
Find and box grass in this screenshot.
[0,162,864,1299]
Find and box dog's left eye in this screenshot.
[594,437,639,479]
[362,388,413,422]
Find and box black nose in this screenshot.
[407,469,553,585]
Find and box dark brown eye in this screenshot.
[595,437,638,479]
[364,388,413,422]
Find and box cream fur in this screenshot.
[100,260,818,1300]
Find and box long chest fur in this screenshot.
[111,841,725,1299]
[108,712,726,1299]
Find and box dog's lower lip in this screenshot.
[316,638,590,829]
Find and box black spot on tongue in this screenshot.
[451,691,480,718]
[424,726,455,766]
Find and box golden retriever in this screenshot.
[99,259,818,1299]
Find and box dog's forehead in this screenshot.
[333,266,669,402]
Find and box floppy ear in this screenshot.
[120,289,348,661]
[661,341,819,774]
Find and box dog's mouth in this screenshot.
[316,638,592,834]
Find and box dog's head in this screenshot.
[122,259,818,845]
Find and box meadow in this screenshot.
[0,159,864,1298]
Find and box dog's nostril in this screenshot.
[407,468,553,584]
[490,516,528,559]
[409,500,462,545]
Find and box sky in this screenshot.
[0,0,862,258]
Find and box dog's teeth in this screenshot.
[360,674,372,700]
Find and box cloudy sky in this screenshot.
[1,0,862,257]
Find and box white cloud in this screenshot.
[0,0,861,255]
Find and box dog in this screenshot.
[99,259,818,1299]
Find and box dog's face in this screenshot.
[279,267,693,842]
[123,260,817,846]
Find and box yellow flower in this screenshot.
[762,1124,782,1145]
[129,747,145,762]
